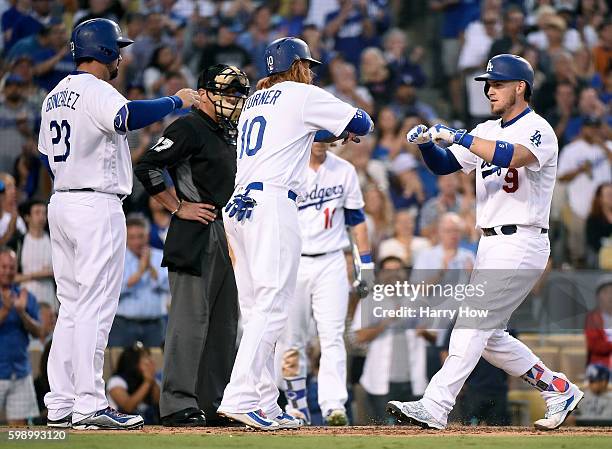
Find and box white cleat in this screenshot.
[386,400,446,430]
[217,409,280,431]
[285,406,311,425]
[72,407,144,430]
[272,412,303,429]
[534,385,584,430]
[325,409,348,426]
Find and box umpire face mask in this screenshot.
[202,65,250,141]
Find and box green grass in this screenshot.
[2,434,610,449]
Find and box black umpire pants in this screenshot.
[160,219,238,419]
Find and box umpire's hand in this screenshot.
[176,201,217,224]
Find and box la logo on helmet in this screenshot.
[486,60,493,72]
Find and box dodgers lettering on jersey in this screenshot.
[449,109,557,229]
[298,152,364,254]
[38,72,132,195]
[235,81,356,193]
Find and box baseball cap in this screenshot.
[391,153,418,174]
[218,19,242,34]
[586,364,610,383]
[5,74,25,85]
[596,274,612,295]
[582,115,602,127]
[398,74,416,87]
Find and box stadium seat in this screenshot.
[559,348,587,384]
[508,390,547,423]
[518,333,546,348]
[29,348,42,379]
[150,347,164,371]
[108,347,124,373]
[103,349,113,381]
[532,346,561,371]
[543,334,585,349]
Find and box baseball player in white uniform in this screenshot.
[387,54,584,430]
[217,37,373,430]
[281,141,373,426]
[39,19,200,430]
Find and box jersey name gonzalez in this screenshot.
[38,72,132,195]
[44,89,81,112]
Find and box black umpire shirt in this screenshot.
[134,108,236,275]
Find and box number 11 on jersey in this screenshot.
[324,207,336,229]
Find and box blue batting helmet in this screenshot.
[264,37,321,76]
[474,54,534,98]
[70,18,133,64]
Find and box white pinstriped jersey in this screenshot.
[449,109,558,229]
[298,152,364,254]
[38,72,132,195]
[235,81,356,194]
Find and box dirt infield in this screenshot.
[114,425,612,437]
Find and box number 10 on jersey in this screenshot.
[239,116,267,159]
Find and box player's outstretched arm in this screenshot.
[427,123,538,169]
[114,88,201,133]
[407,124,462,175]
[345,108,373,136]
[313,109,373,145]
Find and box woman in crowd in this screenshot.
[360,47,397,112]
[363,186,395,257]
[372,107,404,161]
[586,182,612,268]
[107,343,161,424]
[378,210,430,267]
[143,44,194,97]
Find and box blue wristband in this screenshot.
[169,95,183,110]
[459,133,474,149]
[360,253,372,264]
[491,141,515,168]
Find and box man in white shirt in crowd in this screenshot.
[17,200,55,310]
[108,216,169,348]
[411,212,476,377]
[557,116,611,266]
[0,174,27,247]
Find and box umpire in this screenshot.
[134,64,249,426]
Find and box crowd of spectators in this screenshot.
[0,0,610,426]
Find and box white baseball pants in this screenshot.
[282,250,350,414]
[45,191,126,422]
[421,226,549,425]
[219,186,301,416]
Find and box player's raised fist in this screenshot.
[175,88,201,109]
[427,123,468,147]
[406,124,431,145]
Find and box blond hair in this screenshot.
[256,60,313,90]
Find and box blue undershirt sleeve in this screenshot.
[119,96,183,132]
[344,208,366,226]
[417,142,463,175]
